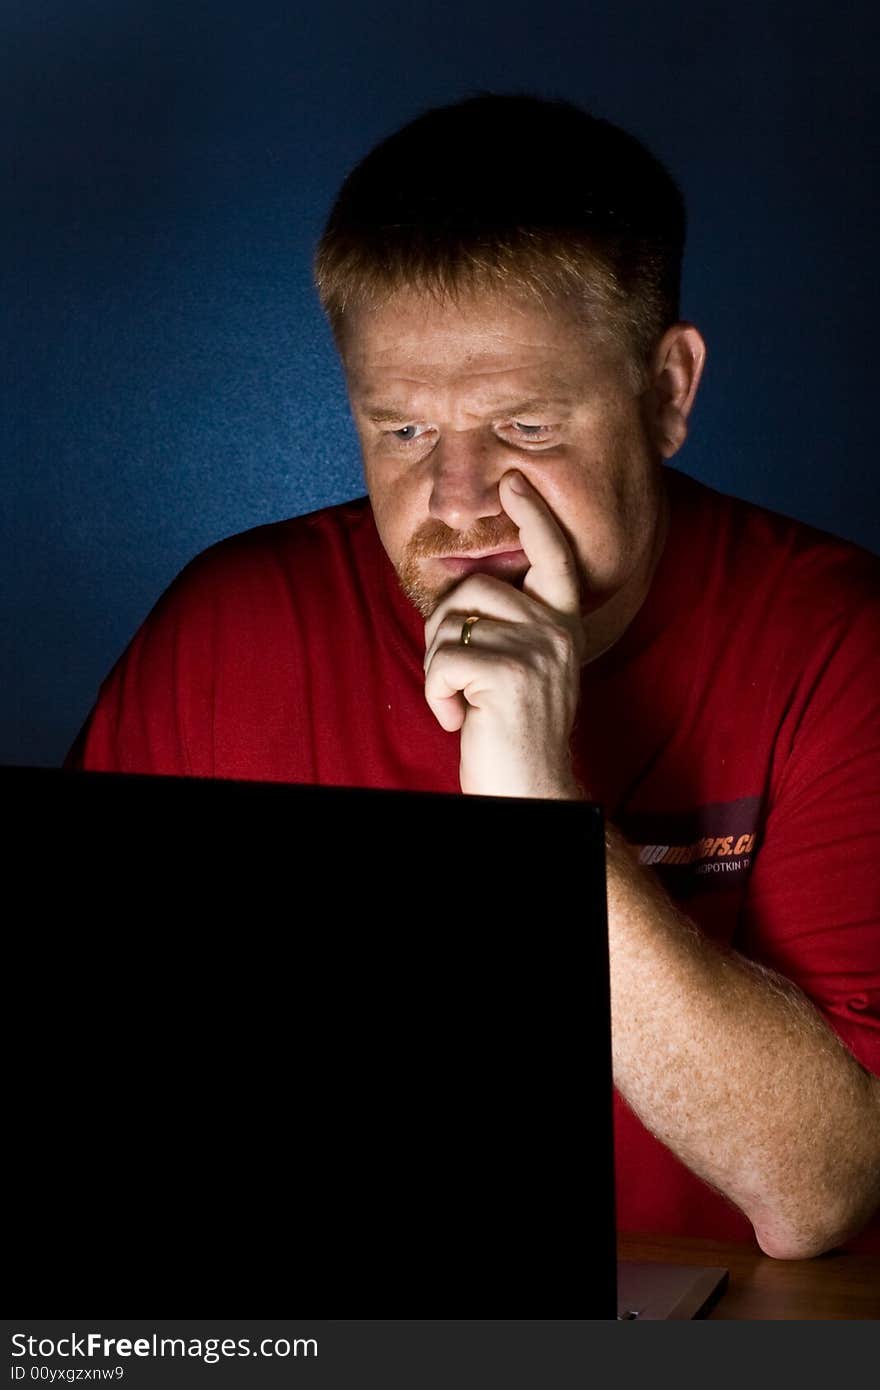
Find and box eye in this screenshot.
[507,421,556,443]
[388,424,428,443]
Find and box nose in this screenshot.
[427,430,506,532]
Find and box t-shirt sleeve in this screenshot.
[735,577,880,1078]
[64,552,223,778]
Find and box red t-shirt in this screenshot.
[68,465,880,1250]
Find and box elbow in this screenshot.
[752,1076,880,1260]
[753,1198,877,1261]
[755,1227,840,1261]
[750,1147,880,1260]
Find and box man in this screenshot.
[68,94,880,1255]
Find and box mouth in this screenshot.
[434,548,527,579]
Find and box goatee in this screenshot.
[396,516,522,618]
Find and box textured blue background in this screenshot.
[3,0,877,766]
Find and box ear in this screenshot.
[642,323,707,460]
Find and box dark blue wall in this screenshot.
[3,0,877,766]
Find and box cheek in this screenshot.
[521,460,639,577]
[367,470,423,560]
[518,463,601,538]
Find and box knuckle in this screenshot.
[500,655,530,690]
[537,617,577,663]
[431,638,455,664]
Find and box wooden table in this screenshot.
[619,1233,880,1319]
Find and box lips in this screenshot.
[435,549,527,579]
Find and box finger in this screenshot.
[423,577,530,660]
[424,612,525,679]
[426,686,468,733]
[498,470,581,615]
[424,645,498,729]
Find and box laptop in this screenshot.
[4,764,726,1317]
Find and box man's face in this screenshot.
[342,288,672,637]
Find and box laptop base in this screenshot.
[617,1261,729,1319]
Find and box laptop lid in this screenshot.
[6,766,616,1315]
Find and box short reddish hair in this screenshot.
[314,93,687,388]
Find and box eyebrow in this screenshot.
[363,398,573,424]
[364,406,415,423]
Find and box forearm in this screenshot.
[604,825,880,1258]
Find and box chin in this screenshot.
[396,571,442,620]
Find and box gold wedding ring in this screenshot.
[460,615,481,647]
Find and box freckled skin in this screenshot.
[342,289,680,658]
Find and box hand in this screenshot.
[422,470,586,798]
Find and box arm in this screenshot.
[604,823,880,1258]
[64,557,216,776]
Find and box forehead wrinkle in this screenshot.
[363,394,574,425]
[351,355,560,394]
[343,294,594,389]
[365,334,563,371]
[347,325,569,382]
[359,377,578,427]
[354,360,581,408]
